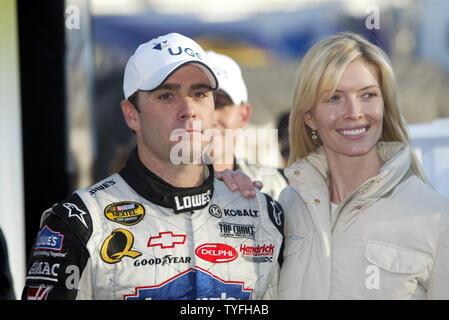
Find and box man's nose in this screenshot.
[177,97,198,120]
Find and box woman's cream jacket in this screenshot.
[278,142,449,299]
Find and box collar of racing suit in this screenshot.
[119,147,215,214]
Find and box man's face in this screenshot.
[213,90,245,134]
[126,64,215,165]
[212,90,251,163]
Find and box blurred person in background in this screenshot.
[207,50,288,199]
[21,33,283,300]
[278,32,449,299]
[0,228,15,300]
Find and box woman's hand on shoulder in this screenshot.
[215,169,263,198]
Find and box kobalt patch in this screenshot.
[209,204,222,218]
[224,208,258,217]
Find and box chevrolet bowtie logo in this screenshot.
[147,231,187,249]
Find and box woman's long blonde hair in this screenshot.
[288,32,428,182]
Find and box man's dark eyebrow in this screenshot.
[191,83,213,90]
[148,83,212,92]
[153,83,181,91]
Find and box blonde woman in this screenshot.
[277,32,449,299]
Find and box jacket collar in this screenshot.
[285,141,412,203]
[119,148,214,214]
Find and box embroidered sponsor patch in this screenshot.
[100,228,142,264]
[35,225,64,251]
[147,232,186,249]
[240,243,275,263]
[208,204,222,218]
[104,201,145,226]
[27,285,53,300]
[172,190,211,213]
[195,243,238,263]
[218,222,255,239]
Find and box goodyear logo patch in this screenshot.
[104,201,145,226]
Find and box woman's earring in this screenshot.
[376,132,384,151]
[311,129,319,145]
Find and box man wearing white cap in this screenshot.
[207,51,288,199]
[22,33,284,300]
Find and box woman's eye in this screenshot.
[363,92,377,98]
[328,94,340,102]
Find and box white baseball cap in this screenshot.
[123,33,218,99]
[206,51,248,105]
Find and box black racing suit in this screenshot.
[22,148,284,300]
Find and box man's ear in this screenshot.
[121,99,140,132]
[304,111,316,130]
[238,103,252,128]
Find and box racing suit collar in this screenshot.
[119,148,214,214]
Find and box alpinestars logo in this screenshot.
[123,266,252,300]
[63,203,88,228]
[270,200,283,226]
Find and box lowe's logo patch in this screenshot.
[35,225,64,251]
[173,190,211,213]
[124,266,252,300]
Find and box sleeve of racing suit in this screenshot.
[21,193,93,300]
[264,194,284,266]
[262,194,284,300]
